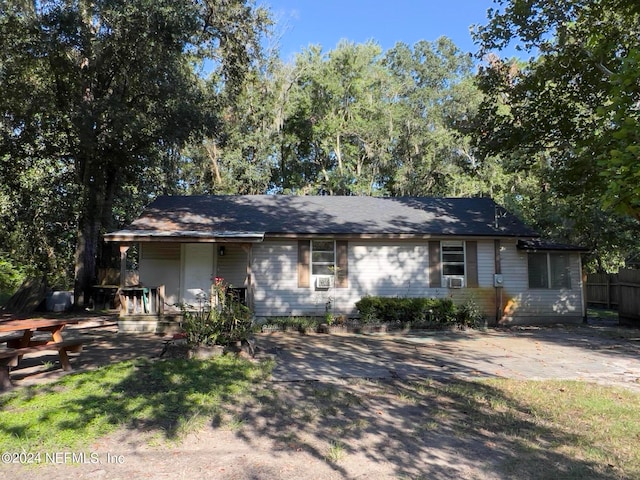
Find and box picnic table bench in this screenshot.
[0,318,83,390]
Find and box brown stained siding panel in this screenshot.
[336,240,348,288]
[466,241,479,288]
[428,241,441,288]
[298,240,310,288]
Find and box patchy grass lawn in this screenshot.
[229,377,640,479]
[444,379,640,479]
[588,307,619,321]
[1,359,639,479]
[0,356,272,452]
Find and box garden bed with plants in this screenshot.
[260,296,486,335]
[168,279,258,358]
[173,292,486,346]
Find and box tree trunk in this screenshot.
[73,160,116,307]
[74,214,101,307]
[335,133,343,174]
[206,140,223,185]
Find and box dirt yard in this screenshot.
[3,314,640,479]
[2,377,528,480]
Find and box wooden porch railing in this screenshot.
[119,285,165,316]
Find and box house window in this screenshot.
[441,241,465,286]
[528,253,571,289]
[311,240,335,275]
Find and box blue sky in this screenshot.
[261,0,510,60]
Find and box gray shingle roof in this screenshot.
[104,195,539,241]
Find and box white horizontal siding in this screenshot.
[254,240,432,317]
[139,243,181,306]
[138,237,590,324]
[252,241,312,317]
[139,260,180,306]
[500,241,584,323]
[252,239,499,319]
[216,244,248,288]
[138,238,585,324]
[477,241,495,288]
[349,242,429,296]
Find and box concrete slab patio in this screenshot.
[260,325,640,391]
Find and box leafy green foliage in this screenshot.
[180,288,254,347]
[3,0,637,289]
[455,296,486,328]
[0,255,27,303]
[264,316,321,334]
[355,296,475,327]
[383,38,483,196]
[470,0,640,270]
[254,37,490,197]
[182,305,219,347]
[0,0,270,301]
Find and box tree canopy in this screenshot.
[0,0,270,302]
[1,0,638,301]
[469,0,640,270]
[473,0,640,219]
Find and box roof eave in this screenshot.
[258,232,541,240]
[103,230,265,243]
[516,239,590,253]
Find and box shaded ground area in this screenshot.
[263,325,640,392]
[8,313,640,392]
[3,312,640,479]
[6,314,163,386]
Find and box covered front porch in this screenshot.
[107,233,263,333]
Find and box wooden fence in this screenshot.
[586,272,619,309]
[586,269,640,325]
[618,269,640,324]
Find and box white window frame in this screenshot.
[311,239,336,278]
[441,241,466,287]
[528,252,572,289]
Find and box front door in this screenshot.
[182,244,214,306]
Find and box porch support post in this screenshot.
[242,244,253,311]
[119,245,130,287]
[494,240,502,324]
[579,254,587,322]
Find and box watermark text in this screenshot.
[2,451,125,465]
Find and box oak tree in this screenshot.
[0,0,269,303]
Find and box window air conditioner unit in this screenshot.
[447,277,464,289]
[316,276,334,289]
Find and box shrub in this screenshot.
[354,296,380,323]
[429,297,457,324]
[182,304,218,347]
[355,296,431,324]
[355,296,476,328]
[0,256,26,304]
[179,285,253,348]
[265,316,321,333]
[456,296,486,328]
[216,300,254,345]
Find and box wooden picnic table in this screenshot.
[0,318,83,390]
